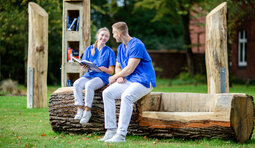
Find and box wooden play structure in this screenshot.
[48,2,254,143]
[27,2,48,108]
[61,0,90,87]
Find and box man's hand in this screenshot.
[117,77,126,83]
[109,75,118,84]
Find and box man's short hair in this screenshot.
[112,22,128,35]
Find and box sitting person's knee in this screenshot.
[102,88,112,99]
[73,80,79,88]
[121,93,136,103]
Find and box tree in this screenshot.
[135,0,204,77]
[0,0,62,85]
[91,0,185,50]
[202,0,255,40]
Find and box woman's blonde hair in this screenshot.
[112,22,128,35]
[91,27,110,56]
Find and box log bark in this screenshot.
[48,87,141,135]
[27,2,48,108]
[49,88,254,143]
[205,2,229,94]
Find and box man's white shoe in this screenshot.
[104,134,125,143]
[80,111,92,124]
[74,109,83,120]
[98,130,116,141]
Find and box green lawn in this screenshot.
[154,79,255,98]
[1,81,255,147]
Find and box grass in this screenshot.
[1,80,255,147]
[154,78,255,98]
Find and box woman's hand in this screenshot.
[98,66,108,72]
[99,66,114,75]
[81,65,89,72]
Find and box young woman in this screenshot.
[73,27,115,124]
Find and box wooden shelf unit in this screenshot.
[61,0,90,87]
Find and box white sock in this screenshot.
[77,108,83,113]
[108,128,117,132]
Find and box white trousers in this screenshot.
[73,77,105,108]
[102,81,153,136]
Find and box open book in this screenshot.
[72,57,102,72]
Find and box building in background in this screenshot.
[189,6,255,81]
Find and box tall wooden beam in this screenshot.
[27,2,48,108]
[82,0,91,51]
[205,2,229,94]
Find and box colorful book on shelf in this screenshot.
[67,47,73,62]
[76,17,79,31]
[67,16,72,29]
[72,57,102,72]
[72,49,79,59]
[67,18,77,31]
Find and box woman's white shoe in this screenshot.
[80,111,92,124]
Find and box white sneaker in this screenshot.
[104,134,125,143]
[74,109,83,120]
[98,130,116,141]
[80,111,92,124]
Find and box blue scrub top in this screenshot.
[116,37,156,88]
[82,45,115,85]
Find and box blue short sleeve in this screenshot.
[116,46,121,63]
[129,43,144,59]
[81,46,92,61]
[109,50,116,66]
[116,37,156,88]
[81,45,116,85]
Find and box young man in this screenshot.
[99,22,156,143]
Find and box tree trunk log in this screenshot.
[49,87,143,135]
[49,88,254,142]
[205,2,229,94]
[27,2,48,108]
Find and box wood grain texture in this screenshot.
[137,92,162,112]
[230,95,254,143]
[27,2,48,108]
[205,2,229,94]
[82,0,91,52]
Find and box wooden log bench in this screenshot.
[49,87,254,143]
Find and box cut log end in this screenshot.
[230,95,254,143]
[206,2,227,18]
[28,2,48,16]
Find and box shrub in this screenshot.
[169,72,206,86]
[0,79,18,95]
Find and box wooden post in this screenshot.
[82,0,91,52]
[27,2,48,108]
[205,2,229,94]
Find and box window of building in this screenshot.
[238,30,247,67]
